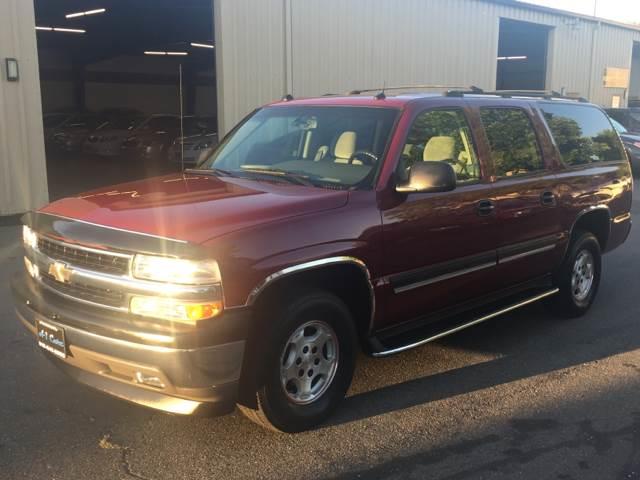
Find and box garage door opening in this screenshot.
[496,18,550,91]
[34,0,217,200]
[630,42,640,107]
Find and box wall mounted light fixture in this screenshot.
[5,58,19,81]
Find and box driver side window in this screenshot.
[399,109,480,184]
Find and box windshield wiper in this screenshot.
[239,166,317,187]
[185,167,239,178]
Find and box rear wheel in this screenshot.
[549,230,602,317]
[239,291,357,433]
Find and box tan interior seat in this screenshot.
[334,131,359,164]
[423,136,456,162]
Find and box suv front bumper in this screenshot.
[12,272,249,416]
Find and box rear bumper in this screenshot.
[12,272,249,416]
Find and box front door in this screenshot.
[380,106,500,329]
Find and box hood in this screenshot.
[40,174,349,245]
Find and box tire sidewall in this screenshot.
[259,292,357,432]
[559,232,602,313]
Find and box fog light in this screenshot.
[135,372,165,389]
[130,296,222,324]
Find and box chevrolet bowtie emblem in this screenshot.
[48,262,72,284]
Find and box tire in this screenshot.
[238,291,357,433]
[549,230,602,318]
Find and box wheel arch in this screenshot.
[237,257,375,408]
[247,257,375,340]
[569,206,611,252]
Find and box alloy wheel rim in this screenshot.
[279,320,339,405]
[571,249,595,302]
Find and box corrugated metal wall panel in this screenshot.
[214,0,287,135]
[216,0,640,133]
[0,0,48,215]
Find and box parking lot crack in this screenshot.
[99,434,155,480]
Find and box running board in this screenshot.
[371,288,559,358]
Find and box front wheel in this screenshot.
[239,291,357,433]
[549,230,602,318]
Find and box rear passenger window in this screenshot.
[400,109,481,184]
[480,108,544,177]
[542,104,626,166]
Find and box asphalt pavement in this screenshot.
[1,188,640,480]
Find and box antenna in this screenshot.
[375,81,386,100]
[179,64,185,174]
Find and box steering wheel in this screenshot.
[348,150,378,166]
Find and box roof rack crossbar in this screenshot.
[479,90,589,102]
[347,85,479,95]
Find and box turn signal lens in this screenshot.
[130,296,223,324]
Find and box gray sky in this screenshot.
[519,0,640,24]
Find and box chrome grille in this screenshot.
[41,271,125,308]
[38,237,130,275]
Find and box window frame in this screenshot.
[538,102,628,170]
[478,105,548,181]
[396,106,485,186]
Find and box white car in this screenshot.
[82,116,145,157]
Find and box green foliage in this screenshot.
[480,109,542,176]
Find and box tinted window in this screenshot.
[480,108,544,177]
[542,104,625,166]
[400,109,480,183]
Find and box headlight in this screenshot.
[132,254,221,285]
[22,225,38,250]
[195,141,211,150]
[130,296,222,324]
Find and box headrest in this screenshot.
[334,131,357,160]
[423,136,456,162]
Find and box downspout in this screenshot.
[587,20,601,102]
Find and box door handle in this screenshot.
[540,191,557,207]
[476,199,495,216]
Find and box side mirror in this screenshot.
[396,161,457,194]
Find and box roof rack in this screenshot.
[345,85,589,103]
[476,90,589,103]
[347,85,481,95]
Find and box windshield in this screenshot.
[610,117,627,134]
[98,116,145,131]
[200,106,398,188]
[183,117,217,136]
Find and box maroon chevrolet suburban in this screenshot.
[12,88,633,432]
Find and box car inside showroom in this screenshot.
[35,0,217,200]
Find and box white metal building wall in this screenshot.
[0,0,48,216]
[215,0,640,135]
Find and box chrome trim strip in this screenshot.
[613,212,632,224]
[372,288,559,357]
[37,211,189,244]
[246,256,376,330]
[393,261,496,294]
[38,234,133,259]
[499,244,556,264]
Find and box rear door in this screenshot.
[476,104,563,287]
